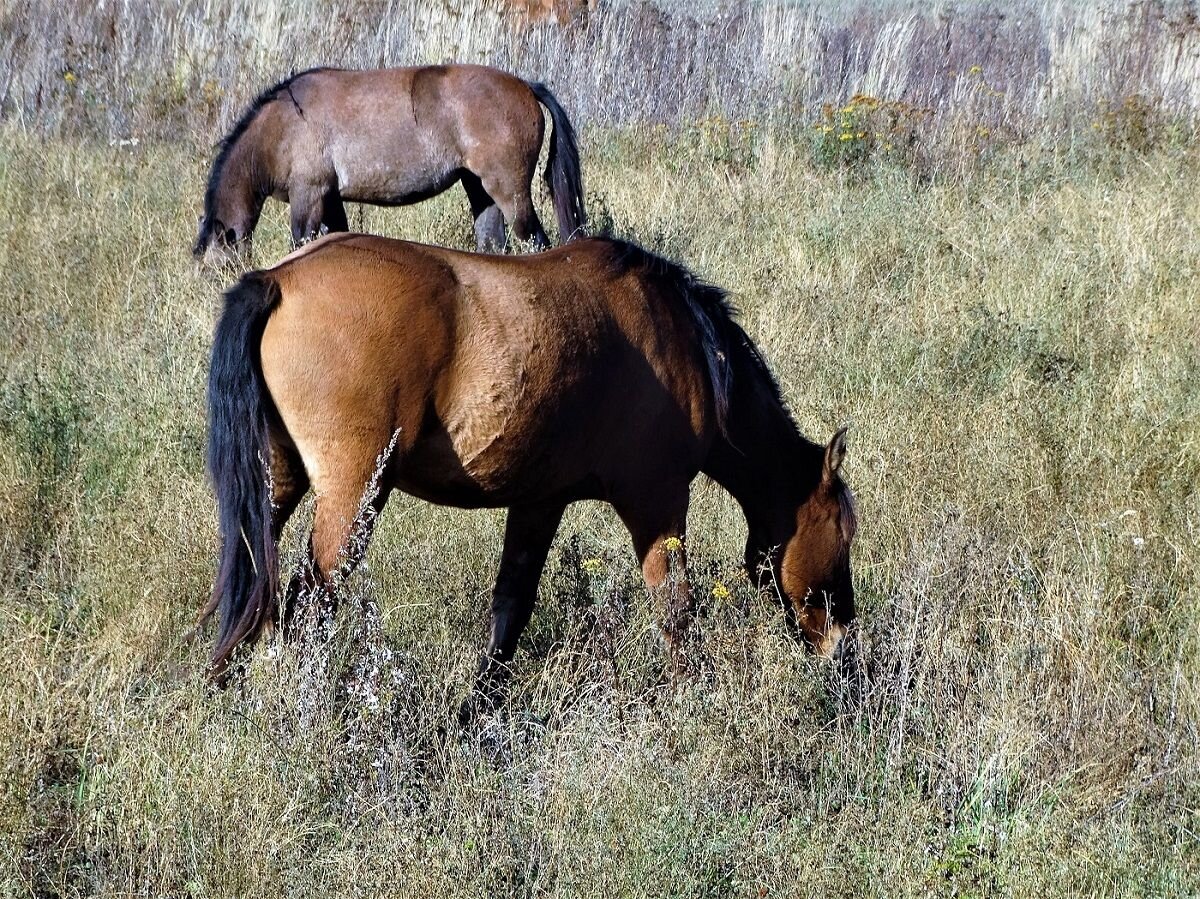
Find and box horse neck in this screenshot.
[701,370,823,542]
[213,120,273,227]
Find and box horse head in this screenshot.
[194,213,253,269]
[782,427,857,657]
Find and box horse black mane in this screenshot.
[607,240,800,439]
[196,67,335,251]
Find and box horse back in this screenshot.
[256,235,718,506]
[273,66,544,203]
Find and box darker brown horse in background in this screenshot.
[201,234,857,697]
[193,65,587,265]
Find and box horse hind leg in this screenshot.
[258,434,309,638]
[278,430,398,641]
[499,190,550,250]
[474,169,549,250]
[310,464,393,588]
[512,200,549,250]
[462,171,507,252]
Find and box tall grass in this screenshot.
[4,0,1200,149]
[2,121,1197,894]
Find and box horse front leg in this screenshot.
[321,189,349,235]
[461,500,566,724]
[616,488,696,671]
[289,185,331,246]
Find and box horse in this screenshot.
[505,0,600,26]
[193,65,587,266]
[201,233,858,696]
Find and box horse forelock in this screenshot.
[201,67,337,234]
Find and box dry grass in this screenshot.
[2,0,1200,896]
[2,122,1197,896]
[5,0,1200,149]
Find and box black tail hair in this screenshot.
[200,273,283,677]
[529,82,587,242]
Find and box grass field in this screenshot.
[2,2,1200,896]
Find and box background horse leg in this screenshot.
[289,185,330,245]
[464,500,566,719]
[501,191,550,249]
[477,169,550,249]
[615,490,696,669]
[462,171,507,252]
[321,188,349,235]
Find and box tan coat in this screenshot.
[203,235,857,688]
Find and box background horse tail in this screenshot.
[529,82,587,241]
[200,273,284,677]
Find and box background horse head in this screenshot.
[194,65,586,266]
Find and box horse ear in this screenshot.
[823,426,849,482]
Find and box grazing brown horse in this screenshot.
[193,65,586,265]
[506,0,600,26]
[202,234,858,691]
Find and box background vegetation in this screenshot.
[2,0,1198,896]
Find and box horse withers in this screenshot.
[202,234,858,695]
[194,65,587,266]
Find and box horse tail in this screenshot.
[200,272,284,678]
[529,81,587,242]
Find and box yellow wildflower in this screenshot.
[64,71,77,84]
[711,581,731,600]
[969,65,983,75]
[839,133,853,141]
[581,558,604,575]
[663,536,683,552]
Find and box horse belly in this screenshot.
[394,424,560,508]
[396,359,597,506]
[332,137,460,205]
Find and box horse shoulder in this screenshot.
[434,272,540,461]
